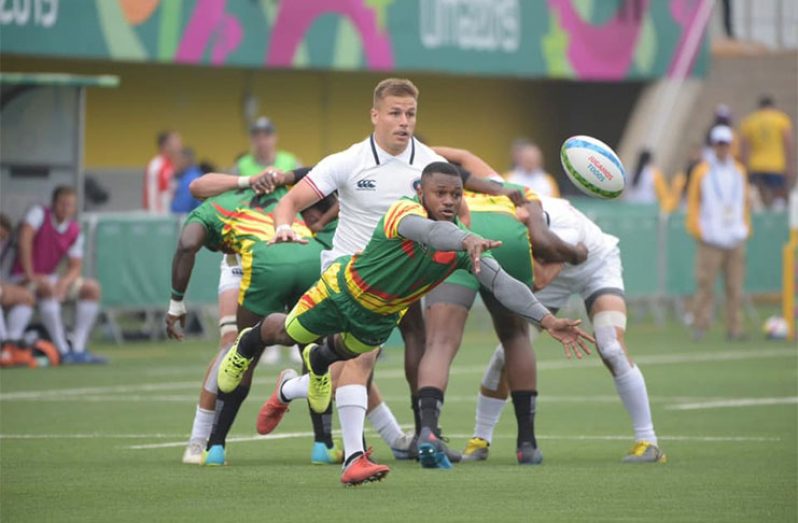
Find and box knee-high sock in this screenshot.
[510,390,538,448]
[207,386,250,449]
[71,300,99,352]
[189,405,215,443]
[336,384,367,463]
[39,298,69,354]
[0,310,7,340]
[367,402,404,447]
[473,393,507,443]
[310,402,334,447]
[6,304,33,340]
[280,374,309,402]
[614,365,657,444]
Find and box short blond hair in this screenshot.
[373,78,419,107]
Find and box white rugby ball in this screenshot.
[560,135,626,199]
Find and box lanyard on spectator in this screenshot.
[708,159,741,206]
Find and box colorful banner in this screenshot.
[0,0,709,80]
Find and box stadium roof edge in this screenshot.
[0,72,119,88]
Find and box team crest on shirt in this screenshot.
[356,179,377,190]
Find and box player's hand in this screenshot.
[540,315,594,359]
[251,171,276,194]
[165,299,187,341]
[463,235,502,274]
[572,243,588,265]
[500,188,527,206]
[53,279,70,302]
[270,224,308,244]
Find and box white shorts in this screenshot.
[535,246,625,311]
[218,254,242,294]
[8,274,83,301]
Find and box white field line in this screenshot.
[2,347,794,401]
[667,397,798,410]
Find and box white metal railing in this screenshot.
[717,0,798,49]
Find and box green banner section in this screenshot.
[0,0,709,80]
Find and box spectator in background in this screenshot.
[170,148,203,214]
[687,126,750,341]
[624,149,669,209]
[234,117,300,177]
[11,187,106,364]
[503,137,532,178]
[144,130,182,214]
[0,214,35,366]
[739,95,795,210]
[703,104,739,162]
[507,142,560,197]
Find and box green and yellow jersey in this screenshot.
[339,197,481,315]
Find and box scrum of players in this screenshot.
[165,78,666,487]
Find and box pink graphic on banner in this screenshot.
[548,0,648,80]
[175,0,243,65]
[667,0,709,77]
[266,0,394,69]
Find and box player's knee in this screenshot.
[80,279,101,300]
[36,280,54,298]
[593,311,632,376]
[218,314,237,340]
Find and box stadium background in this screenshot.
[1,1,796,521]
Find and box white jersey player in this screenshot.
[462,195,667,464]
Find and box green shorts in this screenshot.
[284,257,401,354]
[238,242,322,317]
[444,212,534,291]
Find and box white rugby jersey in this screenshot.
[539,196,618,263]
[304,135,445,269]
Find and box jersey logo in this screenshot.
[356,179,377,190]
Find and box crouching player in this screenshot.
[462,196,666,464]
[216,162,594,485]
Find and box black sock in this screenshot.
[236,322,265,359]
[308,338,341,374]
[511,390,538,448]
[418,387,444,433]
[310,401,334,448]
[411,394,421,435]
[207,385,250,449]
[344,450,363,466]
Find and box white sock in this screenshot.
[280,374,309,402]
[336,384,367,460]
[614,365,657,444]
[71,300,100,353]
[0,311,6,340]
[39,298,69,354]
[189,406,215,443]
[6,304,33,340]
[473,393,507,443]
[367,402,404,447]
[481,344,506,390]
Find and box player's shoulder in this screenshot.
[313,137,372,174]
[413,139,446,164]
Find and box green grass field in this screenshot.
[1,313,796,522]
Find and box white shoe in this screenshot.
[182,440,205,465]
[260,346,280,365]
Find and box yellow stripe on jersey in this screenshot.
[343,259,439,315]
[384,200,427,239]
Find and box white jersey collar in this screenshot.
[369,134,416,166]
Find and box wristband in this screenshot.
[168,299,187,317]
[275,224,293,235]
[237,176,251,188]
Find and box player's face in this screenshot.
[165,133,183,159]
[713,142,731,160]
[519,146,541,171]
[418,173,463,222]
[53,194,77,223]
[371,96,417,155]
[251,131,277,157]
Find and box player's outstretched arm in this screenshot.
[474,256,594,359]
[522,200,588,264]
[271,179,321,244]
[166,223,206,340]
[396,215,501,273]
[434,146,527,205]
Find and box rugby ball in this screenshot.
[560,135,626,199]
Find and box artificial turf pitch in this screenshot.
[1,313,796,522]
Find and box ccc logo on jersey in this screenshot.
[356,179,377,190]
